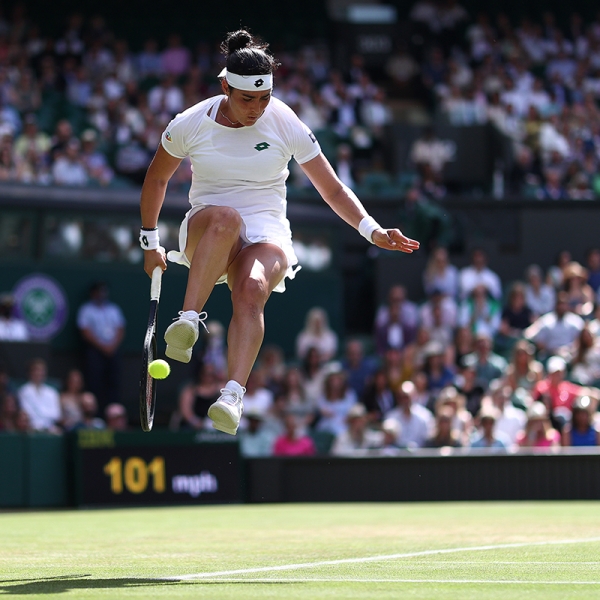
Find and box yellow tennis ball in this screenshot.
[148,359,170,379]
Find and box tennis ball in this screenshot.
[148,359,170,379]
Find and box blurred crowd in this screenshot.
[2,245,600,454]
[1,3,600,198]
[394,1,600,199]
[0,5,393,192]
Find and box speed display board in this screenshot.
[73,430,242,506]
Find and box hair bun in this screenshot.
[225,30,254,54]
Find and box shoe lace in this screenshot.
[219,388,246,406]
[175,310,209,333]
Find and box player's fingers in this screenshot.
[374,229,420,252]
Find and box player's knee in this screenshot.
[232,276,268,312]
[205,206,242,238]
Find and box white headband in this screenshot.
[218,68,273,91]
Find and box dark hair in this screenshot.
[220,29,278,77]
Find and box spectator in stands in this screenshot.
[486,381,527,446]
[361,368,394,423]
[504,339,543,400]
[80,129,114,186]
[375,285,419,348]
[565,325,600,386]
[453,325,473,368]
[136,38,163,80]
[470,405,508,450]
[239,368,274,430]
[113,132,151,185]
[524,264,555,318]
[49,119,76,164]
[561,395,600,447]
[257,343,286,397]
[375,298,406,356]
[454,361,485,416]
[315,370,358,437]
[410,126,455,177]
[419,290,455,349]
[422,246,459,300]
[435,385,473,441]
[531,355,589,430]
[562,261,595,318]
[462,332,508,391]
[423,405,462,448]
[278,366,312,424]
[546,250,571,291]
[459,248,502,301]
[386,380,433,449]
[104,402,129,431]
[52,138,89,186]
[0,394,18,432]
[239,411,275,457]
[147,73,184,117]
[0,293,29,341]
[295,307,338,362]
[496,281,534,355]
[524,291,585,358]
[178,361,224,430]
[72,393,106,430]
[585,248,600,295]
[341,338,378,399]
[13,113,50,161]
[301,346,329,409]
[18,358,61,433]
[161,33,192,77]
[458,283,502,338]
[422,340,455,398]
[0,377,18,432]
[196,319,227,380]
[76,281,125,411]
[330,403,382,456]
[59,368,96,431]
[273,412,316,456]
[516,401,560,448]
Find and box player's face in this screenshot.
[227,85,272,126]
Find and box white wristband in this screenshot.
[358,216,380,243]
[139,228,160,250]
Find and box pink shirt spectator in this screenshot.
[516,428,560,448]
[161,34,191,76]
[273,435,316,456]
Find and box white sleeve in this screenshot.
[288,117,321,165]
[161,113,189,159]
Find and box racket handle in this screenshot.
[150,266,162,300]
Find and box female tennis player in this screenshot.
[139,29,419,435]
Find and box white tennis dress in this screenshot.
[161,95,321,292]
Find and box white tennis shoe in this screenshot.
[208,387,246,435]
[164,310,207,363]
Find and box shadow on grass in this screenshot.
[0,574,295,594]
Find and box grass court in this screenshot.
[1,501,599,599]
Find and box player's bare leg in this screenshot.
[165,206,243,363]
[207,243,287,435]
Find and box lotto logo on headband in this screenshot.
[254,79,264,88]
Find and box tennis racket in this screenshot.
[139,266,163,432]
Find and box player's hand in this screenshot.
[372,228,420,253]
[143,247,167,277]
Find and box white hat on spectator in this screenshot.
[547,356,566,374]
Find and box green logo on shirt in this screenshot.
[254,142,270,151]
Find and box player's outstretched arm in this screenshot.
[299,153,420,254]
[140,145,183,276]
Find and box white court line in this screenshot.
[177,578,600,585]
[166,536,600,581]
